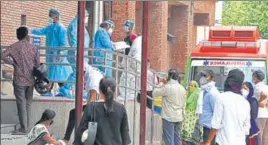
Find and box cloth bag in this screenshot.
[81,97,98,145]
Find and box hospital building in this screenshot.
[1,1,217,72]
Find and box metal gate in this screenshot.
[1,46,163,145]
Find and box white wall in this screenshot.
[196,26,210,45]
[215,1,223,26]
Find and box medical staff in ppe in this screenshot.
[123,20,137,55]
[93,20,115,77]
[31,8,73,96]
[119,36,142,100]
[56,10,90,98]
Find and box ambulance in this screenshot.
[153,26,267,116]
[183,26,268,90]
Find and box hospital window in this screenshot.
[21,14,26,26]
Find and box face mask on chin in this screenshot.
[241,89,249,98]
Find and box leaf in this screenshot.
[222,1,268,38]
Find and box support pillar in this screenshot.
[75,1,85,131]
[169,5,190,71]
[147,1,168,71]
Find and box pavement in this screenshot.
[1,134,28,145]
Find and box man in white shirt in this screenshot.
[252,70,268,145]
[205,69,251,145]
[153,68,186,145]
[137,60,158,109]
[63,64,104,144]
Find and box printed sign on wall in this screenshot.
[31,36,41,47]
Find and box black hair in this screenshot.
[16,27,28,41]
[99,77,116,113]
[168,68,180,82]
[35,109,56,125]
[224,69,245,95]
[252,70,265,81]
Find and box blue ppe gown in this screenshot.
[93,28,114,77]
[57,16,90,98]
[31,22,73,82]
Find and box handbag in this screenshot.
[82,94,99,145]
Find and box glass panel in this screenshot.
[212,31,231,37]
[189,59,267,91]
[235,31,253,38]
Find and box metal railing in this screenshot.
[0,46,163,145]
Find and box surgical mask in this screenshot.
[124,26,130,33]
[85,17,89,24]
[48,17,53,24]
[241,89,249,98]
[199,76,208,86]
[107,28,113,36]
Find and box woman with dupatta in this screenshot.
[182,80,202,145]
[242,82,260,145]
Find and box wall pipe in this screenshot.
[92,1,103,48]
[75,1,86,131]
[139,1,149,145]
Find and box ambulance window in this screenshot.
[190,66,227,91]
[189,60,267,91]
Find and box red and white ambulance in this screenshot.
[183,26,267,91]
[183,26,267,145]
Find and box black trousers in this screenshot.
[64,105,87,141]
[137,91,153,109]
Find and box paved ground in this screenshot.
[1,134,28,145]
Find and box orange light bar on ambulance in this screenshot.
[199,40,261,53]
[209,26,260,42]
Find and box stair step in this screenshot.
[1,124,18,134]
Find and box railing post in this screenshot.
[140,1,149,145]
[124,56,128,105]
[115,52,119,98]
[150,72,156,144]
[75,1,86,131]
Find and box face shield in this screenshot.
[124,26,130,33]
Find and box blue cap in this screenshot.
[124,20,135,28]
[49,8,60,17]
